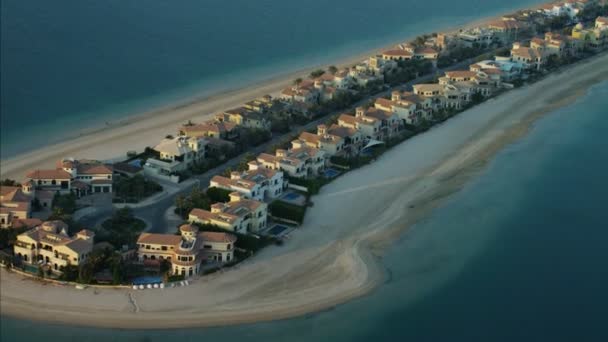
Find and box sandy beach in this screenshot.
[2,52,606,329]
[0,3,536,181]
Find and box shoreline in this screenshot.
[2,52,607,330]
[0,1,542,180]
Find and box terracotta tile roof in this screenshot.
[65,239,92,253]
[12,218,43,229]
[179,224,198,232]
[445,70,478,79]
[382,49,413,57]
[210,175,256,190]
[511,47,541,60]
[399,91,427,104]
[299,131,341,145]
[200,231,237,243]
[375,98,397,108]
[365,108,394,121]
[415,47,438,55]
[137,233,182,246]
[189,208,238,224]
[338,114,359,125]
[327,124,358,138]
[78,164,113,175]
[413,83,445,94]
[0,186,29,202]
[26,169,72,180]
[487,19,522,30]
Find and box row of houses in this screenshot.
[11,217,238,279]
[511,16,608,70]
[1,159,115,229]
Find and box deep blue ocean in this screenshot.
[0,0,543,158]
[1,81,607,341]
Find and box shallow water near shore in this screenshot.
[0,0,543,159]
[2,80,607,340]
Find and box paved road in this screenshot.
[78,58,477,233]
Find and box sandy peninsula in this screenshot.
[1,52,606,329]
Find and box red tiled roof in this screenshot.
[26,169,72,180]
[200,231,237,243]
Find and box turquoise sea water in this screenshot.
[0,0,543,159]
[1,80,607,341]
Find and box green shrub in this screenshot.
[269,200,307,223]
[206,187,232,203]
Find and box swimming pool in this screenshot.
[283,192,301,201]
[268,225,289,236]
[323,168,340,178]
[132,276,163,285]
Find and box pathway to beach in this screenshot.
[2,53,607,329]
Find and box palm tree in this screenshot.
[293,78,303,87]
[328,65,338,74]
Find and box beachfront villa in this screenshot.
[351,56,397,84]
[539,1,591,19]
[136,224,237,277]
[144,136,208,177]
[486,18,524,45]
[571,17,608,51]
[13,220,94,273]
[413,83,471,110]
[381,45,439,62]
[0,185,35,229]
[510,41,545,70]
[256,146,327,179]
[188,192,267,234]
[457,27,497,48]
[215,107,271,131]
[179,120,239,140]
[375,90,435,126]
[292,129,346,157]
[337,107,401,141]
[25,159,113,197]
[530,32,579,58]
[281,79,319,104]
[243,95,273,112]
[439,70,498,97]
[281,78,344,105]
[470,59,523,81]
[209,164,285,201]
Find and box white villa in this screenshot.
[470,59,523,81]
[189,192,267,234]
[209,164,285,201]
[136,224,237,278]
[26,158,113,197]
[13,220,95,273]
[145,136,208,176]
[256,147,327,178]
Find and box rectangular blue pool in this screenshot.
[132,276,163,285]
[284,193,300,200]
[269,225,288,236]
[324,168,340,178]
